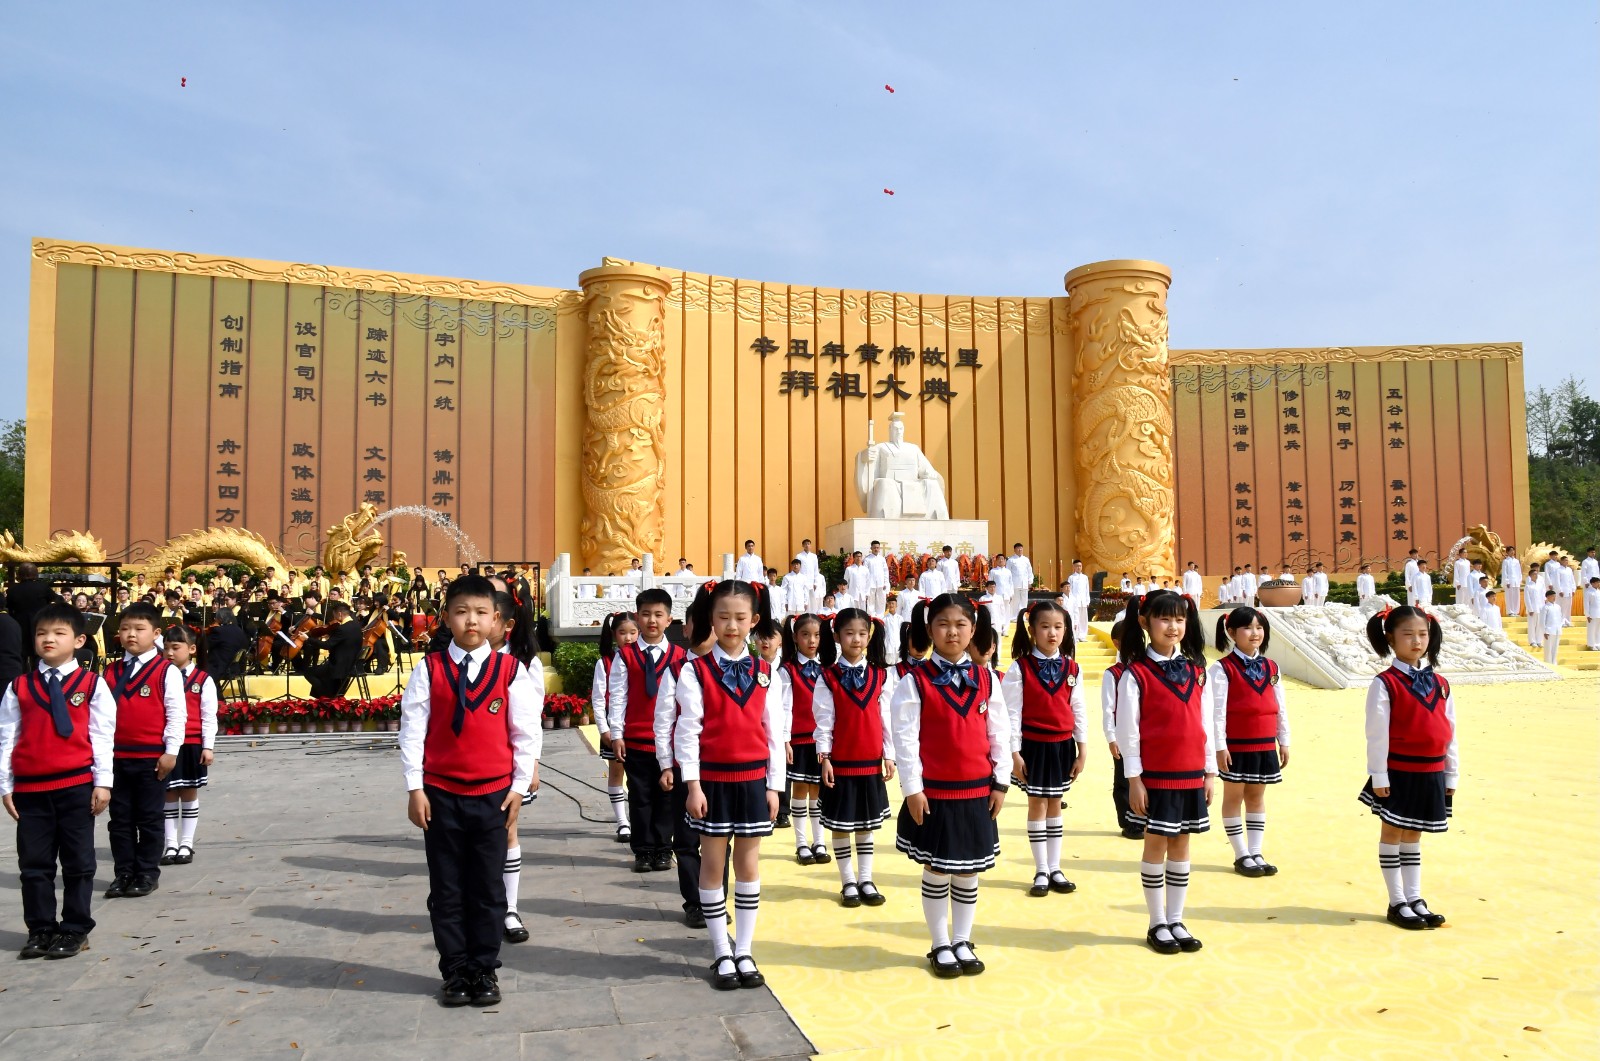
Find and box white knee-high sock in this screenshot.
[700,887,731,957]
[1379,843,1405,904]
[163,802,180,850]
[1245,812,1266,857]
[792,799,810,848]
[1165,860,1191,923]
[608,785,629,827]
[1045,816,1064,872]
[1398,842,1423,903]
[733,880,761,956]
[810,803,826,847]
[833,832,856,885]
[950,875,979,943]
[855,833,875,882]
[921,869,951,947]
[1140,861,1167,928]
[1223,815,1248,859]
[503,845,522,913]
[179,799,200,849]
[1027,820,1048,873]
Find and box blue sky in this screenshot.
[1,1,1594,424]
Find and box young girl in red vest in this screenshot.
[782,613,836,865]
[656,585,722,929]
[607,589,686,874]
[492,591,547,945]
[1360,605,1456,930]
[1115,591,1215,955]
[676,579,785,991]
[893,593,1009,978]
[1102,619,1141,840]
[595,611,638,843]
[159,626,216,867]
[1003,600,1086,898]
[894,600,932,684]
[815,609,894,908]
[1212,608,1289,878]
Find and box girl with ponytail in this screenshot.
[1210,608,1289,879]
[781,614,837,865]
[890,593,1009,979]
[1358,605,1456,932]
[1002,600,1086,898]
[1114,590,1216,955]
[594,611,639,842]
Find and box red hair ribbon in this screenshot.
[703,579,720,593]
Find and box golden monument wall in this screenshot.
[25,239,1529,583]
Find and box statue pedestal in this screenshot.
[823,518,989,559]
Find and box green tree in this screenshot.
[1528,377,1600,552]
[0,419,23,537]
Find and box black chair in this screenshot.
[213,646,253,702]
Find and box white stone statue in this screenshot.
[854,413,950,520]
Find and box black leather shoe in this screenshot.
[173,846,194,865]
[613,826,631,844]
[650,854,674,872]
[734,954,765,988]
[123,875,158,898]
[439,975,473,1006]
[927,945,962,979]
[104,875,132,899]
[1387,902,1427,930]
[951,941,985,975]
[502,913,529,944]
[710,955,740,990]
[840,884,862,908]
[1410,898,1446,928]
[1146,927,1180,954]
[774,814,791,829]
[810,845,832,865]
[1121,826,1146,840]
[632,856,652,873]
[159,848,178,866]
[43,932,88,959]
[470,971,501,1006]
[1048,871,1076,894]
[858,881,885,907]
[1254,856,1278,876]
[795,846,815,866]
[19,930,53,959]
[1028,872,1050,897]
[1168,922,1203,953]
[683,904,706,929]
[1234,857,1265,878]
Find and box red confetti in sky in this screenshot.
[884,84,894,92]
[883,189,895,195]
[180,77,187,87]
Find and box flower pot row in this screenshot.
[218,695,403,735]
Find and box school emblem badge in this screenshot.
[488,698,503,715]
[756,673,771,688]
[1066,673,1078,687]
[140,685,152,697]
[190,682,202,694]
[1269,673,1280,686]
[978,701,988,714]
[70,692,86,706]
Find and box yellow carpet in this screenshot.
[750,659,1599,1059]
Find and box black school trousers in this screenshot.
[109,757,166,879]
[423,785,509,978]
[623,748,672,859]
[1112,753,1135,831]
[15,783,97,935]
[667,766,726,909]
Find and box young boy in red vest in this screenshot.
[104,602,184,899]
[606,588,686,874]
[1,602,119,958]
[399,574,541,1007]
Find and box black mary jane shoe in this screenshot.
[839,884,862,908]
[1234,856,1265,878]
[734,954,765,988]
[795,846,815,867]
[711,955,741,991]
[1168,922,1203,953]
[19,930,54,960]
[1028,872,1050,897]
[44,932,88,959]
[1409,899,1446,929]
[927,945,963,979]
[439,975,474,1006]
[159,848,179,867]
[1387,902,1427,930]
[1048,871,1076,894]
[1146,926,1181,955]
[683,904,706,929]
[104,875,132,899]
[502,912,530,944]
[951,941,985,975]
[858,881,886,907]
[1254,856,1278,876]
[173,846,194,865]
[614,826,631,844]
[470,972,501,1007]
[810,844,832,865]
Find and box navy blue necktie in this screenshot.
[1036,657,1063,684]
[45,668,73,738]
[1408,666,1438,699]
[1156,658,1191,685]
[932,661,973,688]
[1240,656,1268,684]
[799,660,822,683]
[451,656,474,736]
[720,656,754,695]
[840,665,867,692]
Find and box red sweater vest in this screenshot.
[108,655,173,758]
[619,641,687,752]
[784,660,820,744]
[1218,653,1279,752]
[909,664,994,800]
[182,668,213,744]
[691,655,771,783]
[1129,657,1207,790]
[895,658,925,680]
[422,651,517,796]
[1377,667,1453,774]
[1015,655,1081,742]
[819,664,887,776]
[9,669,100,793]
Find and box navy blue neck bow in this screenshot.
[932,660,973,687]
[1407,665,1437,699]
[798,660,822,682]
[1036,657,1063,684]
[839,664,867,691]
[45,668,73,738]
[720,656,755,695]
[1240,655,1268,684]
[1156,658,1191,685]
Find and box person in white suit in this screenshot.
[863,541,892,618]
[1006,544,1035,621]
[1500,547,1523,617]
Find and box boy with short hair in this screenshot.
[103,602,184,899]
[399,575,541,1006]
[1,603,118,958]
[1539,590,1563,665]
[607,589,687,876]
[1584,577,1600,651]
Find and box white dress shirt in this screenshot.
[608,637,671,740]
[813,659,894,761]
[1540,601,1564,637]
[118,648,187,756]
[1240,572,1258,597]
[936,557,962,595]
[780,572,811,616]
[1207,649,1290,752]
[1180,570,1202,598]
[672,643,787,790]
[1114,648,1217,780]
[0,659,119,795]
[1500,556,1522,591]
[833,591,855,612]
[1068,572,1090,603]
[1356,573,1377,602]
[917,569,947,599]
[1006,555,1035,598]
[845,563,871,601]
[1452,558,1471,590]
[1365,660,1457,791]
[989,565,1015,608]
[890,652,1010,797]
[1581,557,1600,584]
[863,553,891,591]
[735,553,766,583]
[1586,585,1600,619]
[589,657,610,723]
[180,661,219,750]
[399,640,542,794]
[1411,572,1433,606]
[1001,650,1086,750]
[1100,667,1121,744]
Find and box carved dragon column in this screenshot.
[576,264,673,574]
[1064,260,1178,580]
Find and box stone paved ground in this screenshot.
[0,730,813,1061]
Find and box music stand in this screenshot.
[260,630,304,704]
